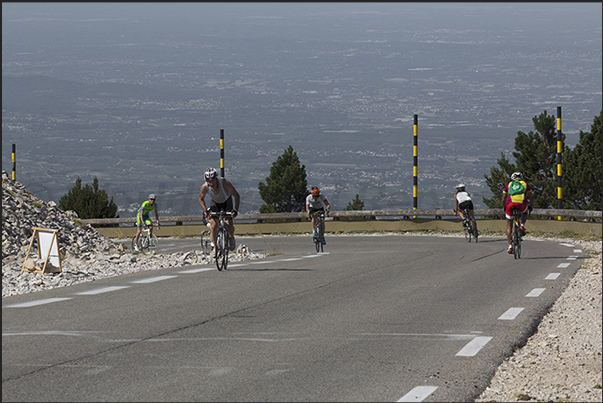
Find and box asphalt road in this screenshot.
[2,235,584,402]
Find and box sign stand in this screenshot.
[21,227,62,274]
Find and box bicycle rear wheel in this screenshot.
[462,220,471,242]
[513,222,521,259]
[131,236,140,252]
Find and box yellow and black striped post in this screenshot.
[220,129,225,179]
[12,144,16,181]
[557,106,562,220]
[413,114,418,218]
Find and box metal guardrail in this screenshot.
[82,208,601,226]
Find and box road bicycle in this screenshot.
[310,210,327,253]
[510,207,523,259]
[460,207,478,243]
[131,227,158,253]
[207,210,234,271]
[200,217,212,255]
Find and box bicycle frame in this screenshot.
[131,227,157,252]
[311,211,326,252]
[511,207,522,259]
[460,207,478,243]
[208,211,234,270]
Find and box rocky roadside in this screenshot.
[475,237,602,403]
[2,171,601,402]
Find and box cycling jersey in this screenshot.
[208,178,231,204]
[137,200,158,216]
[503,180,532,204]
[503,180,532,219]
[306,194,329,211]
[137,200,158,227]
[456,191,472,204]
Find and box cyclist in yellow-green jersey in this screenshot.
[134,194,160,251]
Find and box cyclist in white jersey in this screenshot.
[453,183,477,234]
[198,167,241,251]
[305,186,331,244]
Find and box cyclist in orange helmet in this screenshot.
[305,186,331,245]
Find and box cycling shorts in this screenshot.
[309,207,325,216]
[505,202,528,220]
[207,196,234,219]
[136,214,152,228]
[459,200,474,211]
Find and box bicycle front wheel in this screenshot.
[315,222,323,253]
[149,233,158,248]
[200,230,211,254]
[215,228,228,271]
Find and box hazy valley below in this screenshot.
[2,3,601,217]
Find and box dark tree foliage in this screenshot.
[561,111,602,211]
[345,194,365,211]
[59,177,119,219]
[483,110,569,209]
[258,145,308,213]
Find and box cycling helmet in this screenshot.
[511,172,523,181]
[148,194,155,200]
[311,186,320,196]
[204,167,218,181]
[456,183,465,191]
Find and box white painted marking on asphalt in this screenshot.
[526,288,545,297]
[498,307,524,320]
[178,268,215,273]
[545,273,561,280]
[130,275,178,284]
[557,263,570,268]
[4,298,73,308]
[567,256,578,260]
[560,243,574,247]
[74,286,130,295]
[356,332,476,341]
[455,336,493,356]
[397,386,438,402]
[248,261,272,265]
[277,258,304,262]
[573,249,582,253]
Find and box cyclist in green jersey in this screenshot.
[134,194,160,251]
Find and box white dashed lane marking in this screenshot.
[526,288,545,297]
[455,336,493,357]
[397,386,438,402]
[545,273,561,280]
[4,297,73,308]
[129,275,178,284]
[498,307,524,320]
[74,286,130,295]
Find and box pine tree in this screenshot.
[345,194,365,211]
[59,177,119,219]
[561,111,602,211]
[483,110,569,209]
[258,145,308,213]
